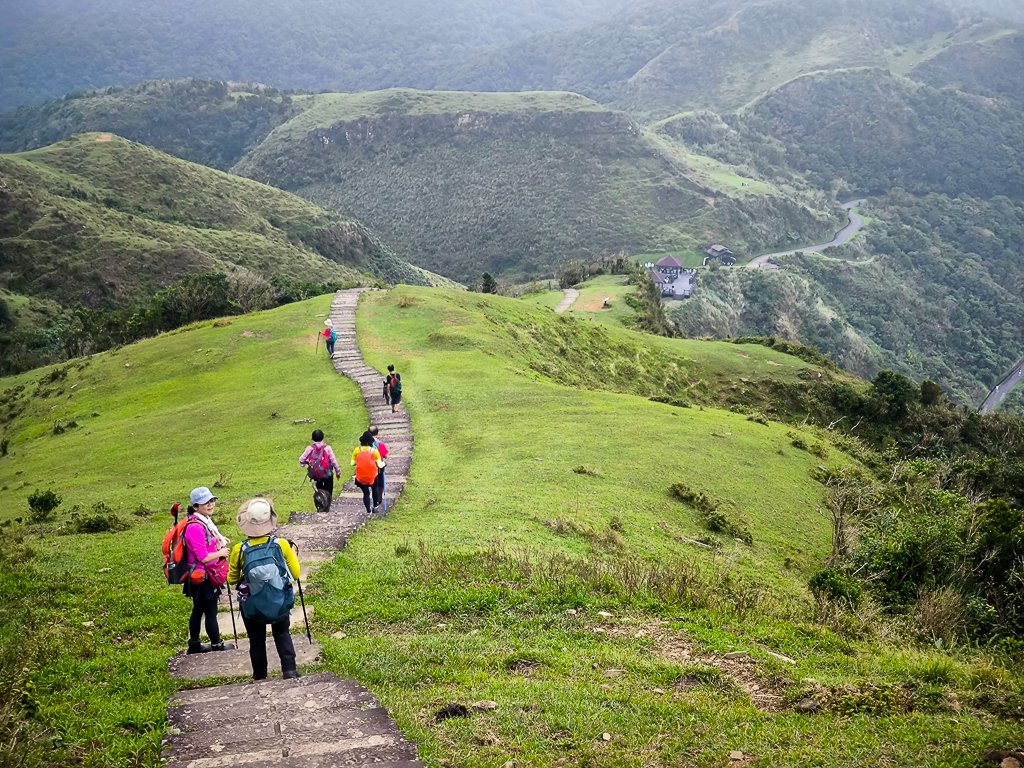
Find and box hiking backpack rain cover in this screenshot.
[306,444,332,481]
[239,537,295,623]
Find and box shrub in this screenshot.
[916,587,968,644]
[70,502,129,534]
[27,489,62,522]
[809,567,862,608]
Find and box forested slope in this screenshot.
[0,133,438,373]
[0,0,629,110]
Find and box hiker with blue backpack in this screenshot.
[228,497,301,680]
[321,319,337,358]
[298,429,341,514]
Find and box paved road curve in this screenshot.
[746,199,867,269]
[980,357,1024,414]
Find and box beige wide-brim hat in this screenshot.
[237,497,278,537]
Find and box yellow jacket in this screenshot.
[227,536,300,585]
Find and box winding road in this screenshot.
[746,199,867,269]
[555,288,580,313]
[980,357,1024,414]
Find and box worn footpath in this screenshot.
[162,289,423,767]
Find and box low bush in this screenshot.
[809,566,862,608]
[27,489,61,522]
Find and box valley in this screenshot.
[0,2,1023,765]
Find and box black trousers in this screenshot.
[374,467,386,507]
[242,613,297,679]
[356,480,381,513]
[187,581,221,644]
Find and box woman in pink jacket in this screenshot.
[183,487,233,654]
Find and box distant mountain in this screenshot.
[0,83,840,283]
[0,0,629,110]
[658,67,1024,200]
[442,0,1023,116]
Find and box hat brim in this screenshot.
[238,512,277,538]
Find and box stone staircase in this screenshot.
[162,289,423,767]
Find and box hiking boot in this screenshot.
[187,641,212,654]
[282,669,301,680]
[210,642,235,651]
[371,504,382,515]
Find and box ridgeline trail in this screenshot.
[554,288,579,313]
[162,289,424,768]
[745,199,867,269]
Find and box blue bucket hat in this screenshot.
[189,487,217,505]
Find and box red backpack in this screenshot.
[354,448,378,485]
[162,504,199,584]
[306,444,332,480]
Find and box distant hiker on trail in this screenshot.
[321,319,337,358]
[386,364,402,413]
[299,429,341,514]
[183,487,233,655]
[382,375,391,406]
[351,431,384,515]
[368,425,389,512]
[228,498,300,680]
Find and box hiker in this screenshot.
[228,498,300,681]
[386,364,402,413]
[183,487,233,654]
[351,431,384,515]
[382,374,391,406]
[321,319,337,358]
[368,426,389,512]
[298,429,341,514]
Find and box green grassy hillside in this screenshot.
[0,132,447,373]
[231,88,837,282]
[0,297,368,765]
[1,288,1022,766]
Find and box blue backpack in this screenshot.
[238,537,295,623]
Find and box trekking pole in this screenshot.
[289,540,313,644]
[315,333,320,356]
[226,583,238,645]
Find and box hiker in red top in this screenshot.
[368,425,389,512]
[298,430,341,514]
[183,487,233,655]
[321,319,337,358]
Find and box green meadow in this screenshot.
[0,288,1021,766]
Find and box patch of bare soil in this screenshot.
[94,133,114,142]
[240,330,268,339]
[652,626,788,712]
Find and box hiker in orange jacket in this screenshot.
[351,432,384,515]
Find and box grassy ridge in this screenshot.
[0,297,367,765]
[307,287,1024,767]
[0,288,1021,765]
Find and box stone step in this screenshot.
[169,637,321,681]
[210,605,313,641]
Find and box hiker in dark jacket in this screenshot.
[298,429,341,514]
[386,364,402,413]
[228,498,301,680]
[183,487,232,654]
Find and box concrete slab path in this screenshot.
[162,289,423,767]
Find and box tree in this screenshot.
[870,370,918,421]
[480,272,498,294]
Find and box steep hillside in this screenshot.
[0,0,630,110]
[740,69,1024,199]
[0,79,298,170]
[670,193,1024,408]
[232,89,837,282]
[442,0,1020,116]
[0,133,438,373]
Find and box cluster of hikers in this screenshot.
[161,324,407,680]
